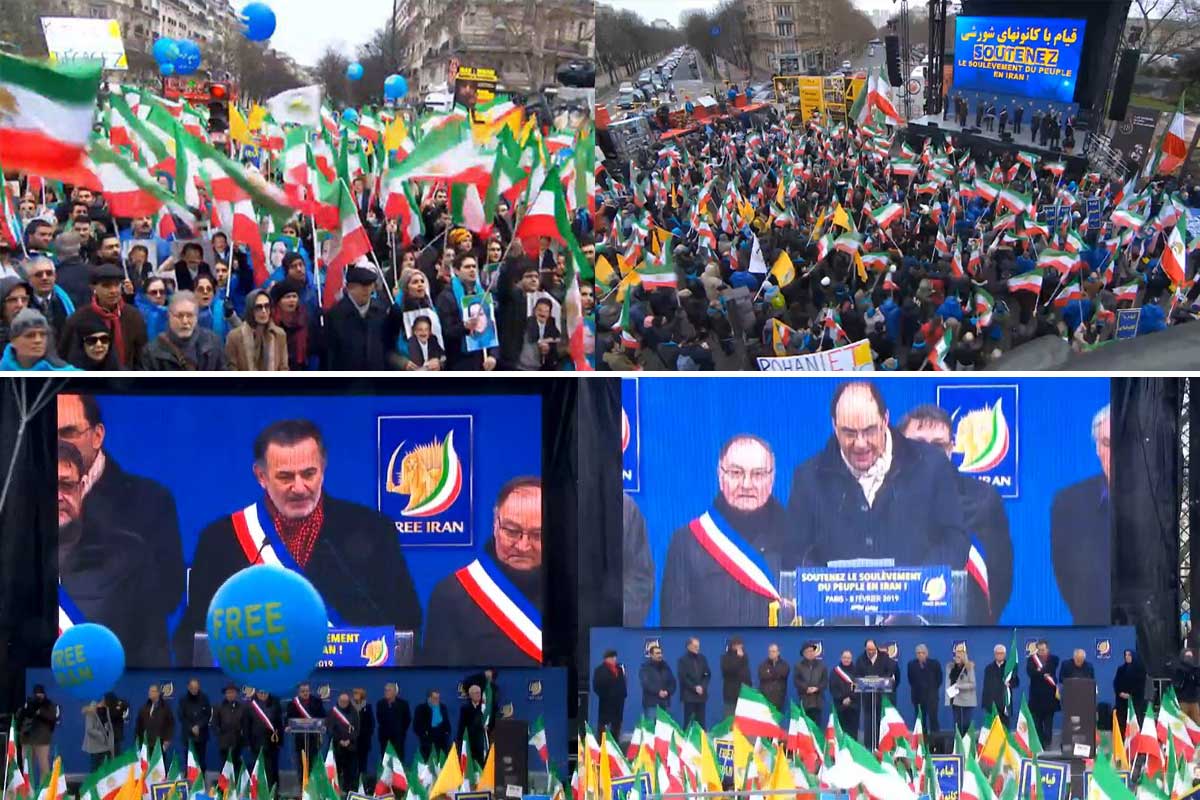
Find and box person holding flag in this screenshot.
[980,642,1019,727]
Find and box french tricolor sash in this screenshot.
[1032,653,1056,688]
[687,508,781,601]
[834,666,856,687]
[292,697,312,719]
[229,501,346,626]
[454,556,542,662]
[250,699,276,733]
[331,706,353,733]
[58,584,86,635]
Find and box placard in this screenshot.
[930,755,962,799]
[41,17,128,70]
[1116,308,1141,340]
[756,339,874,372]
[1019,759,1068,800]
[795,566,953,618]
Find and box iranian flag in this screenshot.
[1161,216,1188,286]
[1007,270,1044,294]
[1111,208,1147,230]
[1089,755,1137,800]
[283,127,311,197]
[358,110,382,144]
[975,288,995,326]
[822,734,917,800]
[82,751,138,800]
[997,186,1032,215]
[1115,280,1140,302]
[1037,249,1078,274]
[1147,97,1188,176]
[1013,698,1042,758]
[0,52,100,182]
[871,202,904,229]
[975,178,1002,202]
[861,252,891,271]
[146,742,167,789]
[960,752,996,800]
[877,697,911,755]
[77,140,175,218]
[614,283,638,350]
[849,79,870,125]
[218,755,236,795]
[322,180,373,309]
[381,171,423,245]
[4,717,28,800]
[891,159,919,177]
[373,742,404,797]
[868,68,903,123]
[1053,279,1083,307]
[529,715,549,763]
[324,746,339,794]
[385,119,493,193]
[450,183,487,234]
[217,198,269,286]
[186,744,201,785]
[928,325,953,371]
[515,168,566,253]
[734,685,786,740]
[639,241,677,290]
[786,703,821,773]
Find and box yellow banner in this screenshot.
[798,76,824,120]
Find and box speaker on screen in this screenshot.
[1108,48,1141,121]
[885,35,902,87]
[494,719,529,790]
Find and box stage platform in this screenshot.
[905,114,1092,177]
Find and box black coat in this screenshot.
[788,433,968,576]
[592,662,628,722]
[215,699,247,751]
[323,295,399,371]
[412,702,451,753]
[758,658,790,713]
[376,697,412,749]
[1114,659,1147,708]
[1174,660,1200,703]
[1059,659,1096,682]
[639,659,677,708]
[829,663,859,710]
[720,650,752,705]
[407,335,445,367]
[435,283,497,370]
[660,495,789,626]
[330,704,359,750]
[981,660,1019,716]
[286,695,326,725]
[1027,654,1061,712]
[178,690,212,744]
[354,703,374,754]
[959,475,1013,624]
[139,329,226,371]
[63,455,182,666]
[176,494,423,659]
[17,696,59,746]
[135,700,175,747]
[456,702,488,763]
[907,658,943,708]
[1050,474,1111,625]
[247,696,284,752]
[677,651,712,706]
[793,658,828,711]
[421,538,541,667]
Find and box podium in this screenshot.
[286,717,326,765]
[856,675,894,751]
[1060,678,1097,757]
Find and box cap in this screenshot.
[270,279,304,305]
[802,640,819,652]
[10,308,48,339]
[90,263,124,283]
[345,265,378,285]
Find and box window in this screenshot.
[776,22,793,36]
[775,4,791,18]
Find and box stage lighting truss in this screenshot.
[1181,379,1192,644]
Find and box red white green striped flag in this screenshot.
[0,52,100,183]
[975,288,995,326]
[1053,278,1083,307]
[322,179,374,309]
[1114,280,1140,302]
[871,202,903,229]
[997,186,1031,215]
[928,326,953,371]
[1162,215,1188,286]
[975,178,1002,202]
[1111,207,1147,230]
[1007,270,1044,295]
[613,288,639,350]
[1037,249,1078,274]
[638,236,677,290]
[80,140,177,219]
[733,684,785,740]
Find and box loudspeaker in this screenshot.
[1000,131,1012,142]
[885,35,902,87]
[1108,48,1140,121]
[494,719,529,791]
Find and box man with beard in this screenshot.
[175,419,423,662]
[788,383,968,595]
[898,405,1013,623]
[660,434,788,626]
[421,477,543,666]
[56,394,183,665]
[1050,404,1112,624]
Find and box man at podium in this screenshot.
[288,682,326,777]
[1059,649,1095,682]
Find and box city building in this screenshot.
[393,0,593,96]
[651,18,673,29]
[745,0,830,75]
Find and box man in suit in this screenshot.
[639,645,677,715]
[214,684,246,776]
[677,638,712,728]
[175,419,423,658]
[456,685,489,765]
[1027,639,1060,748]
[1051,404,1111,625]
[793,641,828,724]
[352,688,374,786]
[413,690,452,760]
[855,640,895,748]
[247,689,283,792]
[350,177,381,225]
[330,693,360,791]
[178,679,212,776]
[171,243,215,293]
[592,649,627,738]
[57,394,183,665]
[287,683,326,780]
[899,405,1013,624]
[1014,104,1025,136]
[406,315,445,370]
[376,683,412,762]
[981,643,1019,727]
[906,644,942,733]
[422,477,543,666]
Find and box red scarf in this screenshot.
[606,662,618,677]
[273,305,308,366]
[266,495,325,568]
[91,297,127,367]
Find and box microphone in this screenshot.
[253,537,271,564]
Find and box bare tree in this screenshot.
[0,0,48,57]
[597,4,682,86]
[1130,0,1200,67]
[314,46,353,107]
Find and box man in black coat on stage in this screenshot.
[330,693,360,791]
[413,690,451,760]
[422,477,543,666]
[981,643,1019,727]
[247,689,283,792]
[175,419,423,660]
[854,640,896,748]
[1059,649,1096,682]
[592,650,628,739]
[906,644,942,733]
[1051,404,1112,625]
[456,685,489,765]
[660,435,789,626]
[1026,640,1060,748]
[287,683,326,779]
[214,684,246,775]
[376,683,412,761]
[57,393,184,666]
[899,406,1013,624]
[178,679,212,776]
[678,638,712,728]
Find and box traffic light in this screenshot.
[207,82,230,134]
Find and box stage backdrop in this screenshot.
[59,392,542,667]
[622,377,1111,627]
[588,626,1134,737]
[27,666,567,776]
[953,16,1086,104]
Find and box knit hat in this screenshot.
[270,279,304,305]
[10,307,48,338]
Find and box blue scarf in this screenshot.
[430,704,442,727]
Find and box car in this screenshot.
[842,60,853,71]
[619,81,634,93]
[869,37,882,45]
[556,59,595,88]
[616,91,636,110]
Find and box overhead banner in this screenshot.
[756,339,874,372]
[1109,108,1161,174]
[41,17,128,70]
[953,16,1086,103]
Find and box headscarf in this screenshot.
[64,314,121,371]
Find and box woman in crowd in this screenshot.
[133,276,170,342]
[270,280,317,371]
[63,316,122,370]
[225,288,288,371]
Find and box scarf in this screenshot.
[166,329,201,369]
[430,704,442,727]
[266,494,325,568]
[605,662,618,677]
[91,297,127,367]
[243,322,273,370]
[273,306,308,365]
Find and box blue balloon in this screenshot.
[206,565,327,694]
[710,25,721,36]
[240,2,276,41]
[160,63,175,76]
[174,39,201,75]
[52,624,126,701]
[342,107,359,124]
[347,62,364,81]
[152,38,179,65]
[384,74,408,101]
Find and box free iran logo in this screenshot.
[378,415,474,546]
[937,384,1021,499]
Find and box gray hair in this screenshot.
[1092,404,1111,442]
[915,644,928,655]
[24,256,55,274]
[169,290,198,312]
[994,644,1007,655]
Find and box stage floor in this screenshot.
[908,113,1088,159]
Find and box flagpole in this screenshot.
[310,214,324,326]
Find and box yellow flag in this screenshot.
[478,745,495,791]
[648,227,661,257]
[854,251,868,282]
[599,731,613,800]
[429,744,465,799]
[732,724,753,789]
[582,734,597,798]
[1112,708,1129,770]
[228,104,253,145]
[980,714,1007,768]
[45,757,62,800]
[247,104,268,131]
[384,116,409,152]
[616,270,641,302]
[775,177,785,207]
[767,744,794,791]
[739,198,755,226]
[832,203,852,231]
[813,209,827,235]
[595,254,616,286]
[698,729,724,791]
[114,767,140,800]
[771,251,796,286]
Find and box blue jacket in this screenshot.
[730,271,760,291]
[0,344,79,371]
[881,298,902,341]
[937,296,964,323]
[198,297,234,342]
[1137,303,1167,335]
[135,295,170,341]
[1061,298,1093,332]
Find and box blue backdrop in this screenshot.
[953,16,1087,104]
[588,626,1135,738]
[92,393,541,663]
[29,666,567,777]
[623,376,1110,625]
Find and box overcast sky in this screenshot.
[266,0,395,66]
[599,0,888,28]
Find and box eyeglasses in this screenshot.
[836,424,883,442]
[720,465,774,484]
[147,289,166,297]
[196,285,214,294]
[84,334,110,346]
[496,521,542,544]
[253,302,271,311]
[59,424,93,441]
[58,478,81,493]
